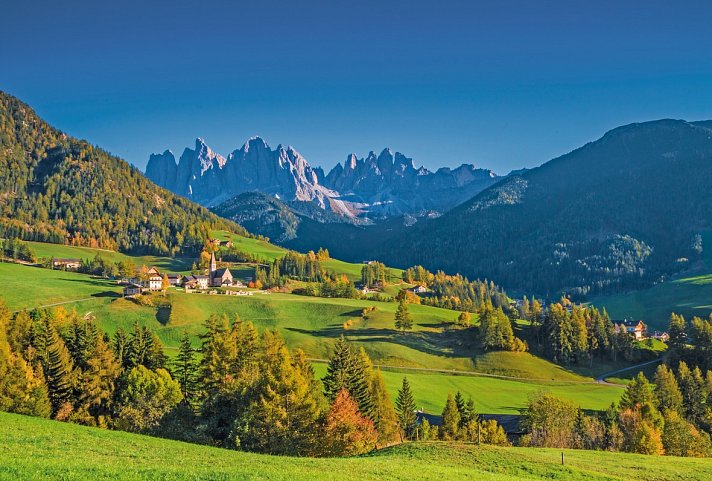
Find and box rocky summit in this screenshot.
[145,138,499,220]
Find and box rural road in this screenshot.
[595,357,663,384]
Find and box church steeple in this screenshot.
[210,251,217,277]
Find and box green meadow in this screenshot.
[0,258,626,415]
[2,412,708,481]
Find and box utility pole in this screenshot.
[561,452,564,465]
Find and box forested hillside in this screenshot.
[0,92,244,256]
[378,120,712,298]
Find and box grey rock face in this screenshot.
[145,137,500,219]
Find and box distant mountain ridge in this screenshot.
[145,137,500,220]
[373,119,712,298]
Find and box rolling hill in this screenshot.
[0,91,244,256]
[2,412,709,481]
[376,120,712,300]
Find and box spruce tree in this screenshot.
[175,334,198,405]
[395,377,417,440]
[37,318,76,416]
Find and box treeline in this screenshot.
[521,365,712,457]
[0,92,245,256]
[523,300,650,366]
[5,303,487,457]
[361,262,389,288]
[667,313,712,372]
[402,266,510,313]
[0,237,36,262]
[255,251,325,287]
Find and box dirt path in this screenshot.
[12,297,99,314]
[595,357,663,384]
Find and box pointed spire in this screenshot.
[210,251,217,278]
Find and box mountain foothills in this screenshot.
[377,120,712,297]
[145,137,500,221]
[0,92,244,256]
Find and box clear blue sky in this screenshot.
[3,0,712,174]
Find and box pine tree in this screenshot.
[175,334,199,406]
[73,335,120,426]
[652,364,683,415]
[368,367,399,444]
[0,305,51,417]
[36,317,76,416]
[322,338,374,419]
[440,393,461,440]
[243,330,321,456]
[395,377,417,440]
[394,299,413,333]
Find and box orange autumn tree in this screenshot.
[324,388,377,456]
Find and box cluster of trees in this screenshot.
[436,391,509,444]
[478,303,527,352]
[0,237,36,263]
[527,300,646,366]
[667,313,712,372]
[255,251,325,288]
[402,266,510,314]
[0,94,245,257]
[522,364,712,457]
[0,304,170,428]
[361,261,390,288]
[0,303,408,457]
[293,277,361,299]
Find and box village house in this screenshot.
[147,273,163,291]
[184,275,209,290]
[122,283,143,297]
[411,285,428,294]
[615,319,647,340]
[52,258,82,270]
[651,331,670,342]
[167,273,183,286]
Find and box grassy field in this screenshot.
[591,232,712,330]
[21,240,195,273]
[0,261,624,414]
[2,412,709,481]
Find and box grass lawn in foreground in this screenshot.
[1,412,708,481]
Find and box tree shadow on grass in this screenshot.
[284,325,476,359]
[90,291,121,298]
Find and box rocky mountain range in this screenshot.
[145,137,499,221]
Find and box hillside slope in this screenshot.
[3,412,709,481]
[378,120,712,298]
[0,92,244,255]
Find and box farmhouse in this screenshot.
[122,283,143,297]
[52,258,82,270]
[615,319,647,340]
[411,285,428,294]
[147,274,163,291]
[184,275,209,290]
[166,273,183,286]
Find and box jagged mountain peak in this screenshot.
[146,137,501,219]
